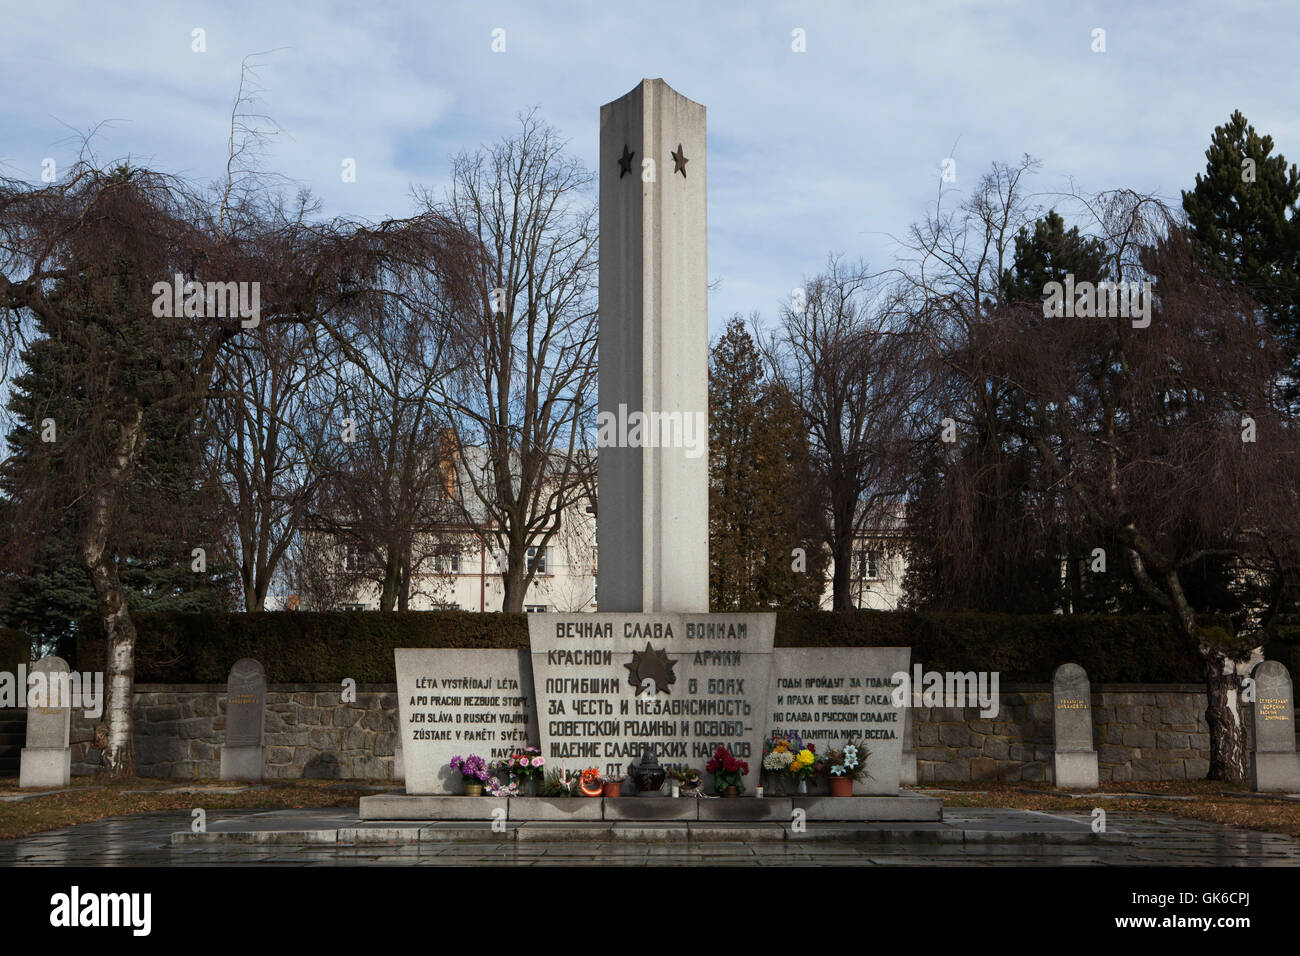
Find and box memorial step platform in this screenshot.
[356,791,942,823]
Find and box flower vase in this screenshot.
[721,785,739,798]
[829,776,853,797]
[463,780,483,797]
[797,778,808,795]
[519,777,540,797]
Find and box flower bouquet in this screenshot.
[762,734,819,794]
[449,753,489,796]
[668,765,703,795]
[494,746,546,796]
[705,745,750,797]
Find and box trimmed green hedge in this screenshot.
[74,610,1202,684]
[775,611,1200,682]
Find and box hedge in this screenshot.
[74,610,1202,684]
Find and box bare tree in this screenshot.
[934,184,1300,780]
[204,320,341,610]
[423,111,598,612]
[759,257,924,610]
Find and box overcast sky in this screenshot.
[2,0,1297,334]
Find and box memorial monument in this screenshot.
[368,80,939,824]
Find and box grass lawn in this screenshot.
[924,779,1300,837]
[0,777,391,840]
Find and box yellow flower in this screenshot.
[775,740,789,753]
[797,749,814,766]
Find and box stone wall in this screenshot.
[71,684,400,780]
[913,684,1213,784]
[66,681,1248,784]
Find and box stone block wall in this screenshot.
[912,684,1213,784]
[65,681,1263,784]
[71,684,400,780]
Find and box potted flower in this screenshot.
[602,773,624,797]
[449,754,489,796]
[705,745,750,797]
[823,741,870,797]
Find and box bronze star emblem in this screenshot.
[618,144,634,178]
[671,144,688,177]
[624,642,678,696]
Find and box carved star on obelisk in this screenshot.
[671,143,688,177]
[618,144,635,178]
[624,642,678,695]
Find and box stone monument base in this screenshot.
[19,747,70,788]
[358,792,941,822]
[1052,751,1099,789]
[1251,752,1300,792]
[900,751,918,787]
[220,746,266,782]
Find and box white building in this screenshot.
[295,446,906,613]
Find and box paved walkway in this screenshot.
[3,808,1300,865]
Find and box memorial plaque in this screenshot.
[766,647,909,795]
[528,613,775,790]
[1252,660,1295,753]
[395,649,537,794]
[225,658,267,749]
[1051,662,1094,753]
[24,656,71,749]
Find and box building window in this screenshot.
[341,603,365,612]
[854,550,880,581]
[526,546,548,575]
[344,545,370,572]
[435,550,461,574]
[524,604,548,613]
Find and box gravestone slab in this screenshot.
[19,656,71,788]
[900,700,918,786]
[1051,662,1098,789]
[528,613,775,792]
[765,647,910,795]
[220,658,266,781]
[1250,660,1300,792]
[395,649,537,795]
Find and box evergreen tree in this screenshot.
[709,316,827,609]
[1,295,235,656]
[1182,110,1300,383]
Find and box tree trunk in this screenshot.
[831,532,853,612]
[501,539,529,613]
[80,404,145,780]
[1202,651,1249,782]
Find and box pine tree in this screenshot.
[1182,110,1300,381]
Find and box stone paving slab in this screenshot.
[5,807,1300,865]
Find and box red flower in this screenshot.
[723,756,738,773]
[705,759,719,773]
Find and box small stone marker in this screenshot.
[1050,662,1098,789]
[220,658,266,781]
[1250,660,1300,792]
[19,656,72,788]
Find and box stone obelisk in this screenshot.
[598,78,709,613]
